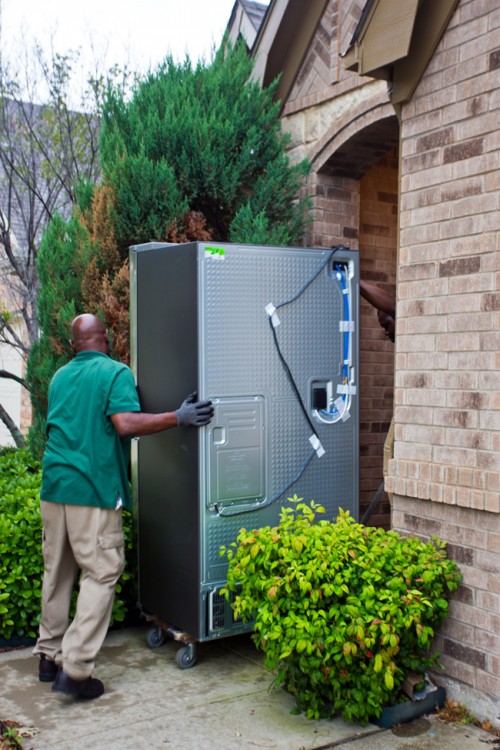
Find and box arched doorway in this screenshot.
[309,115,399,527]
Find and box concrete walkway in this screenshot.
[1,626,495,749]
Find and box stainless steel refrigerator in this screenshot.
[130,242,359,666]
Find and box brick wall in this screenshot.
[388,0,500,717]
[358,149,398,526]
[386,0,499,515]
[286,0,339,104]
[310,172,359,248]
[392,498,500,717]
[264,0,498,718]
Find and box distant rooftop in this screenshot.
[241,0,268,31]
[227,0,269,52]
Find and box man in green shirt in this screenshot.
[33,314,213,699]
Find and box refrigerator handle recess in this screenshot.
[212,426,227,446]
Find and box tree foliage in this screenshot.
[28,40,312,454]
[0,44,123,445]
[99,40,310,253]
[26,213,95,457]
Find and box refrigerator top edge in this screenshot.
[130,241,190,254]
[130,241,359,259]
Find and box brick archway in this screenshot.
[307,111,399,527]
[310,99,398,175]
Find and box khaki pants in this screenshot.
[33,501,125,681]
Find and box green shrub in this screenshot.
[221,497,462,724]
[0,449,43,639]
[0,448,137,640]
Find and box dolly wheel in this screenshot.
[146,626,165,649]
[175,643,197,669]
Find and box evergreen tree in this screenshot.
[99,40,310,253]
[28,41,312,454]
[26,213,95,456]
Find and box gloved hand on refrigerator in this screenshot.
[176,391,214,427]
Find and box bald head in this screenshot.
[70,314,110,354]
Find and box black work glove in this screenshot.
[176,391,214,427]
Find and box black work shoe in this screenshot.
[52,668,104,699]
[39,655,58,682]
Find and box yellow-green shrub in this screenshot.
[221,497,462,723]
[0,448,137,640]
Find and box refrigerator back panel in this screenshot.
[130,242,359,641]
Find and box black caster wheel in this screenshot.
[146,626,165,649]
[175,642,197,669]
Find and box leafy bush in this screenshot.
[221,497,462,724]
[0,448,137,640]
[0,449,43,639]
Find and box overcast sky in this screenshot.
[0,0,267,75]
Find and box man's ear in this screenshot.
[69,339,76,352]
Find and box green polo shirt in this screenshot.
[41,351,141,510]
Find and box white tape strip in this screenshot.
[337,384,357,395]
[339,321,355,332]
[309,434,325,458]
[265,303,275,317]
[265,303,280,328]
